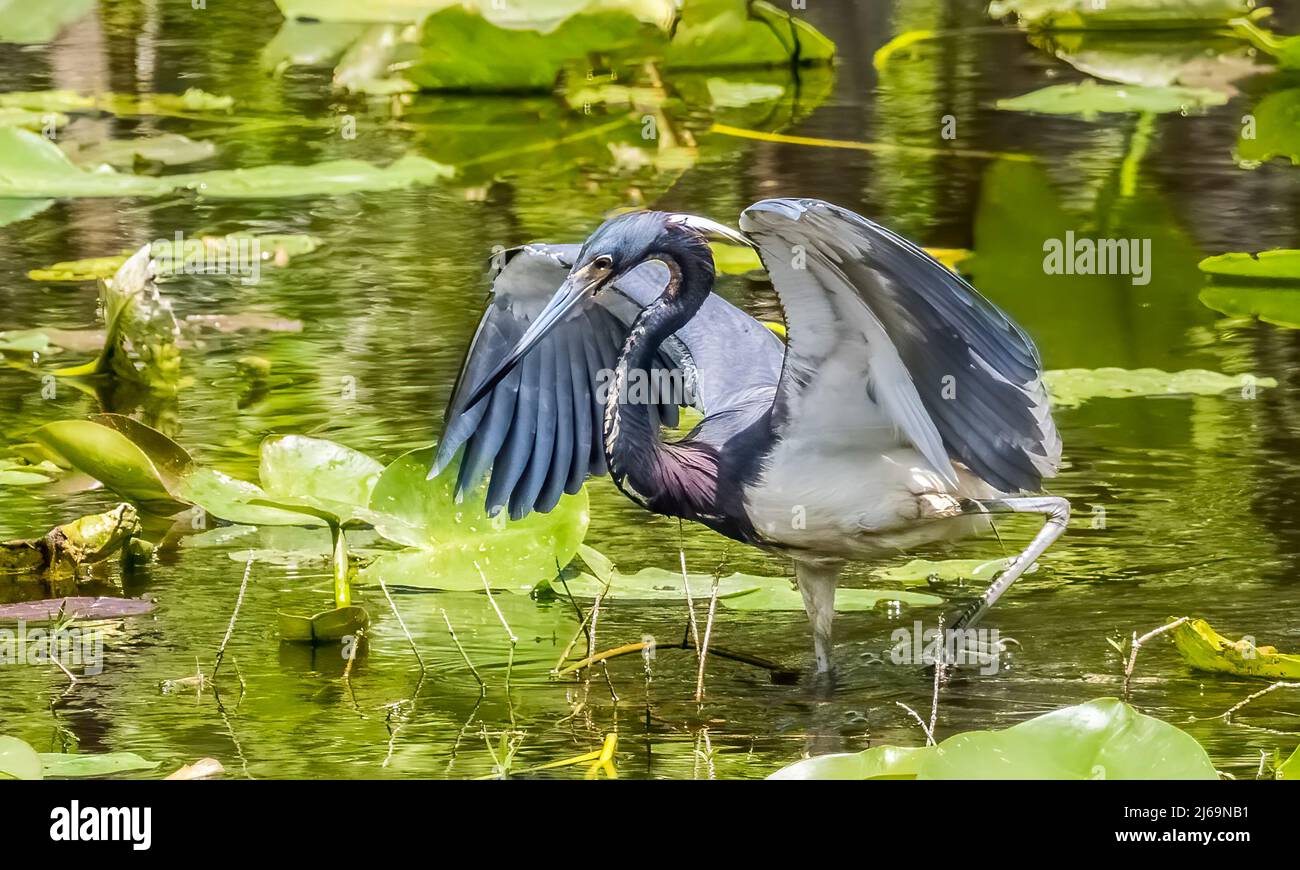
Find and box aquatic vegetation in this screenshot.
[0,736,160,780]
[1172,618,1300,680]
[1043,367,1276,407]
[996,81,1227,117]
[0,596,156,622]
[1199,284,1300,329]
[0,504,141,578]
[989,0,1253,30]
[770,698,1218,780]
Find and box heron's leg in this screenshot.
[949,496,1070,631]
[795,560,841,674]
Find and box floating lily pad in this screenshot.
[259,435,384,525]
[770,698,1217,780]
[0,87,233,116]
[557,566,768,600]
[278,605,369,643]
[63,133,216,168]
[1044,367,1275,408]
[988,0,1251,30]
[1236,88,1300,166]
[40,751,160,778]
[0,126,450,199]
[721,585,943,611]
[28,234,323,282]
[0,107,68,130]
[359,446,589,591]
[1199,285,1300,330]
[874,557,1011,586]
[1199,249,1300,281]
[0,458,58,486]
[768,745,931,780]
[997,81,1226,117]
[1172,617,1300,680]
[0,0,94,44]
[0,736,42,780]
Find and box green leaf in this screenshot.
[996,81,1226,117]
[1236,88,1300,167]
[919,698,1217,779]
[1199,284,1300,330]
[359,446,589,591]
[768,745,932,780]
[0,735,43,780]
[0,126,450,199]
[665,0,835,69]
[32,418,190,515]
[40,752,160,778]
[63,133,216,168]
[988,0,1251,30]
[174,467,327,527]
[0,107,68,130]
[721,585,944,611]
[0,0,94,44]
[1043,367,1276,408]
[873,557,1012,586]
[0,197,53,227]
[771,699,1219,780]
[1199,249,1300,281]
[259,434,384,524]
[1172,617,1300,680]
[1278,745,1300,781]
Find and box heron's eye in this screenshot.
[592,255,614,271]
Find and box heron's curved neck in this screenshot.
[604,254,715,515]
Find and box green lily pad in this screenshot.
[768,745,932,780]
[40,752,160,778]
[28,233,322,281]
[0,0,94,44]
[558,566,769,600]
[1044,367,1275,408]
[0,735,43,780]
[988,0,1251,30]
[0,126,450,199]
[0,197,53,227]
[0,88,233,116]
[1236,88,1300,166]
[1199,249,1300,281]
[0,459,58,486]
[665,0,835,69]
[278,605,369,643]
[174,467,328,527]
[996,81,1226,118]
[771,698,1218,780]
[1199,284,1300,329]
[63,133,216,168]
[0,107,68,130]
[721,585,943,611]
[1172,617,1300,680]
[359,446,589,591]
[873,557,1012,586]
[32,417,190,515]
[259,434,384,524]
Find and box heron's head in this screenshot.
[462,211,750,410]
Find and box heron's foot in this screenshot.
[944,599,985,634]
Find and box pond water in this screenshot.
[2,0,1300,779]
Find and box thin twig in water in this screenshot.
[376,574,424,671]
[441,608,485,690]
[1123,617,1189,699]
[694,574,722,703]
[1219,682,1300,723]
[929,613,946,739]
[896,701,936,746]
[214,555,253,681]
[677,520,701,657]
[475,560,518,726]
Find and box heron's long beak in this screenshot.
[461,268,604,411]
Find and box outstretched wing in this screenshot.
[739,198,1060,494]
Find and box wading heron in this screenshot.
[433,200,1068,673]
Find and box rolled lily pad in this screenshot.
[1044,367,1275,408]
[0,736,43,780]
[770,698,1218,780]
[33,417,190,515]
[173,467,325,527]
[1172,617,1300,680]
[0,458,58,486]
[278,605,369,643]
[1,504,142,577]
[996,81,1226,117]
[359,446,589,591]
[1199,284,1300,330]
[873,557,1011,586]
[40,751,160,778]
